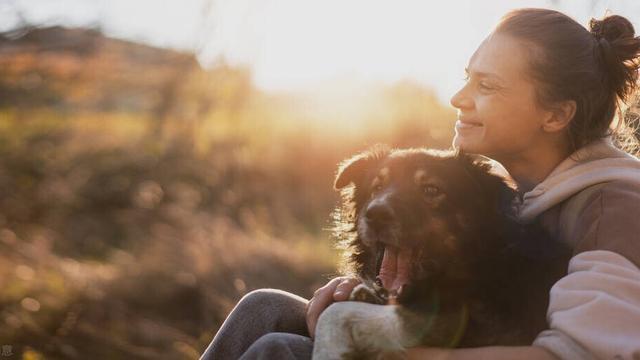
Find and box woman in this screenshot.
[201,8,640,360]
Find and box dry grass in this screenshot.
[0,27,455,358]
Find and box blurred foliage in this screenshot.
[0,26,455,359]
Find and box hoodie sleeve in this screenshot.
[533,181,640,360]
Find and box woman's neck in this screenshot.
[494,140,571,193]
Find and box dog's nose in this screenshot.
[365,202,395,227]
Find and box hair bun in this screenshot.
[589,15,640,100]
[590,15,634,42]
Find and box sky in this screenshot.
[2,0,639,102]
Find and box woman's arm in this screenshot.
[404,346,559,360]
[534,182,640,359]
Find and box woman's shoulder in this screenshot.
[572,179,640,216]
[597,179,640,204]
[565,180,640,268]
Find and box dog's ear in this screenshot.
[455,150,499,175]
[334,145,390,190]
[466,154,513,188]
[455,151,518,207]
[454,148,487,169]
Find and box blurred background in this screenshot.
[0,0,637,358]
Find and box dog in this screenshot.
[312,147,571,360]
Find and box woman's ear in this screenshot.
[542,100,576,133]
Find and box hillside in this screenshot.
[0,26,198,111]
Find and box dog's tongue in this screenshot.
[377,246,411,292]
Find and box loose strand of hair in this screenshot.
[612,93,640,157]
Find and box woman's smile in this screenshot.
[454,119,483,131]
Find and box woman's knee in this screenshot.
[237,288,308,313]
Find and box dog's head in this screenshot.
[333,147,516,302]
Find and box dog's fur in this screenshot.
[312,147,571,359]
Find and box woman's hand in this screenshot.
[305,276,361,338]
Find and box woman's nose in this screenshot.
[450,85,473,110]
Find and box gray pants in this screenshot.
[200,289,314,360]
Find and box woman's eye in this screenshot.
[423,185,441,196]
[478,81,494,91]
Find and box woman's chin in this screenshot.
[453,136,481,153]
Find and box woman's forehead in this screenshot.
[467,33,531,82]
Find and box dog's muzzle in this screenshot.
[362,197,413,294]
[364,198,401,247]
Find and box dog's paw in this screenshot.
[349,283,386,304]
[312,302,407,360]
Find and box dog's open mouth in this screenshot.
[376,245,412,295]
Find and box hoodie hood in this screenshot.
[514,137,640,223]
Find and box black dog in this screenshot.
[312,147,570,359]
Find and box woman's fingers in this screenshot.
[332,277,360,301]
[306,277,343,338]
[306,276,360,338]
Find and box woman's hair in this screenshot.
[495,8,640,155]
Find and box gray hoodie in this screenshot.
[506,138,640,360]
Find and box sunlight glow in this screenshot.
[200,0,639,101]
[6,0,640,101]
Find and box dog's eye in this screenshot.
[372,184,384,194]
[423,185,441,196]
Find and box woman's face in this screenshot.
[450,33,553,160]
